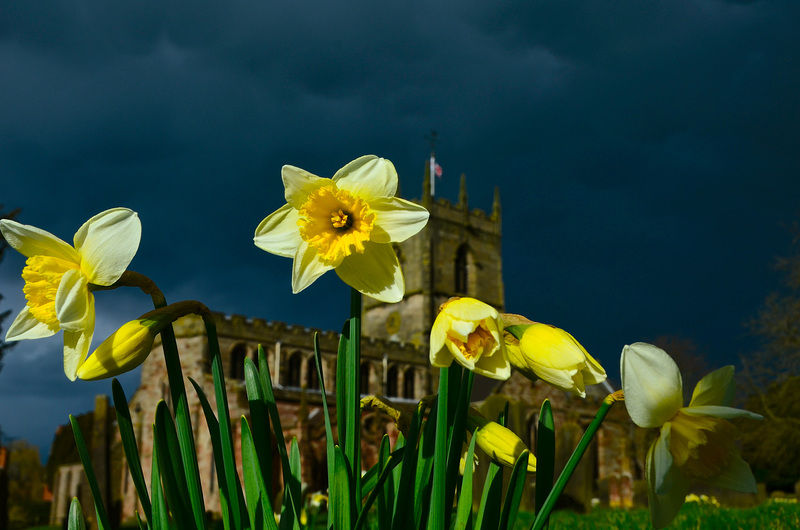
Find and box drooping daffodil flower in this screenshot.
[0,208,141,380]
[467,410,536,473]
[254,155,429,303]
[503,313,606,397]
[430,297,510,380]
[621,342,762,529]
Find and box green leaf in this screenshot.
[353,446,404,530]
[207,319,245,529]
[154,401,193,529]
[429,368,450,530]
[241,417,279,530]
[332,446,353,530]
[69,415,111,530]
[390,401,427,530]
[309,334,336,529]
[245,356,273,506]
[474,462,502,530]
[445,367,473,524]
[376,435,391,528]
[413,400,438,529]
[535,399,555,526]
[498,450,530,530]
[189,377,233,530]
[151,434,170,530]
[112,379,152,524]
[452,432,477,530]
[68,498,86,530]
[345,289,363,502]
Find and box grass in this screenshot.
[511,501,800,529]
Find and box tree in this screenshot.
[0,205,21,373]
[739,222,800,492]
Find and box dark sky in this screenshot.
[1,0,798,461]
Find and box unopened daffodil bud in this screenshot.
[459,448,479,475]
[76,301,206,380]
[430,297,510,380]
[503,314,606,398]
[467,412,536,473]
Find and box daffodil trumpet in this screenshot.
[254,155,429,302]
[0,208,141,380]
[76,300,210,381]
[430,297,511,380]
[503,314,606,397]
[621,342,762,529]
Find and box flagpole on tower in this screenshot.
[427,130,439,197]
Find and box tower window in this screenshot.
[229,343,248,380]
[403,367,416,399]
[360,362,371,394]
[455,244,469,294]
[286,352,302,388]
[306,357,320,390]
[386,365,399,397]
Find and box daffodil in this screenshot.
[253,155,429,303]
[0,208,141,380]
[621,342,761,529]
[430,297,510,380]
[503,314,606,397]
[467,411,536,473]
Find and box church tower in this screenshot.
[362,158,505,346]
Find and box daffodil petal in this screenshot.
[653,424,674,494]
[369,197,430,243]
[525,362,583,395]
[55,269,91,332]
[621,342,684,429]
[291,241,334,294]
[333,155,397,201]
[581,350,607,384]
[73,208,141,286]
[254,204,303,258]
[5,306,58,340]
[282,165,329,210]
[63,296,95,381]
[646,434,691,530]
[335,242,404,303]
[681,405,763,420]
[520,324,587,370]
[0,219,79,263]
[689,365,736,408]
[704,455,758,493]
[444,298,499,321]
[472,348,512,380]
[430,318,449,357]
[430,345,455,368]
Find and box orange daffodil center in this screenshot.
[621,342,761,529]
[297,185,376,266]
[254,155,430,303]
[0,208,141,381]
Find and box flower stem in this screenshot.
[530,391,624,530]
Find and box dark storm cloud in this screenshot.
[1,0,799,457]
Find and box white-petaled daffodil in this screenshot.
[621,342,762,529]
[430,297,510,380]
[0,208,141,380]
[254,155,429,303]
[503,314,606,397]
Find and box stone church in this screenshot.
[49,160,639,526]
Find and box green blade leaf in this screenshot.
[390,401,427,530]
[453,433,478,530]
[151,432,170,530]
[413,400,438,529]
[353,446,404,530]
[332,446,353,530]
[474,462,502,530]
[112,379,152,524]
[69,415,111,530]
[245,355,274,506]
[535,399,555,525]
[498,450,530,530]
[429,368,450,530]
[241,417,279,530]
[68,497,86,530]
[154,401,193,529]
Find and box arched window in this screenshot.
[229,343,248,380]
[386,365,399,397]
[360,362,371,395]
[306,357,320,390]
[403,367,416,399]
[455,244,469,294]
[286,352,302,388]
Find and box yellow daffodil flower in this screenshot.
[467,412,536,473]
[503,314,606,397]
[430,297,510,380]
[254,155,429,303]
[621,342,761,529]
[0,208,141,380]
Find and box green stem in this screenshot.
[531,391,623,530]
[347,288,363,504]
[429,367,450,530]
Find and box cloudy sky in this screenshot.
[1,0,798,461]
